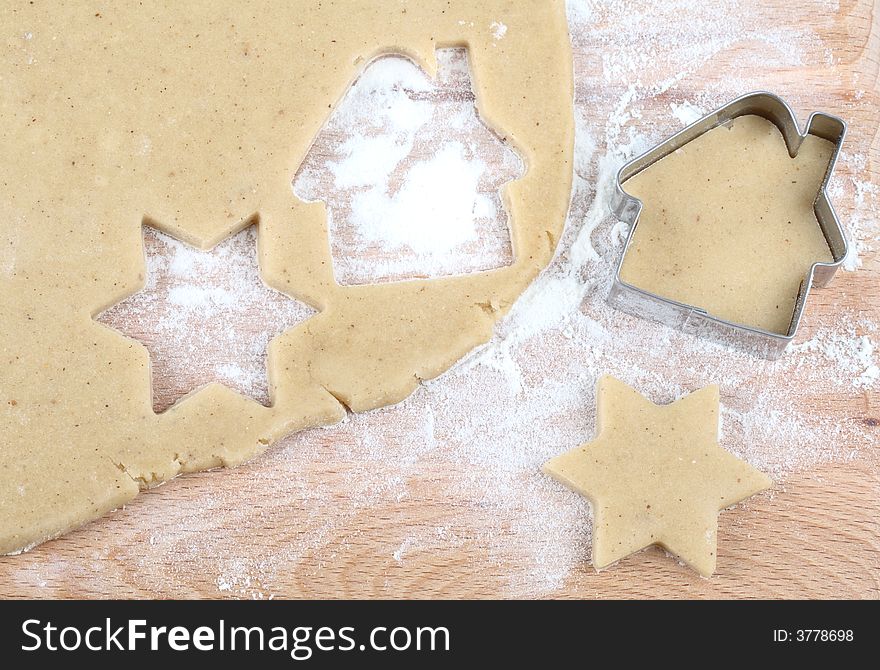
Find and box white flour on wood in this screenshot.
[294,49,522,285]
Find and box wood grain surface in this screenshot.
[1,1,878,599]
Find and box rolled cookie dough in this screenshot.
[543,376,771,576]
[0,1,573,554]
[620,114,835,335]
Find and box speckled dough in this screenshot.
[620,115,834,335]
[543,376,771,576]
[0,1,573,554]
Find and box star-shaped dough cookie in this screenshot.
[543,376,771,576]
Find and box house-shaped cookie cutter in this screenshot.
[608,91,848,359]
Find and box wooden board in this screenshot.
[1,0,878,599]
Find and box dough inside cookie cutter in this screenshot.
[608,92,847,359]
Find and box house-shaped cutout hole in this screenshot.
[294,47,524,286]
[96,225,315,413]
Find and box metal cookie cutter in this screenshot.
[608,91,847,359]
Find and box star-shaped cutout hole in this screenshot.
[543,376,771,577]
[97,225,315,413]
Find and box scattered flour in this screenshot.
[830,157,878,270]
[13,0,878,598]
[98,226,314,412]
[791,330,879,388]
[490,21,508,41]
[346,141,496,256]
[295,49,522,285]
[669,101,705,126]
